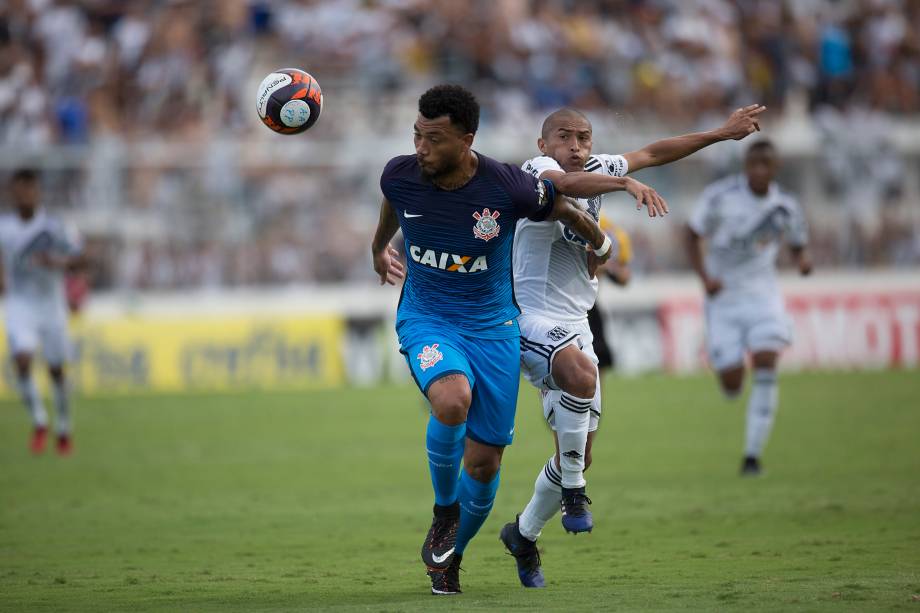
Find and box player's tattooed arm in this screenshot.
[371,198,405,286]
[549,196,611,263]
[622,104,766,173]
[545,171,668,218]
[685,226,722,296]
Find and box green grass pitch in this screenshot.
[1,370,918,612]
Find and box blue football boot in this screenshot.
[560,487,593,534]
[499,516,545,588]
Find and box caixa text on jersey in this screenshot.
[409,245,488,273]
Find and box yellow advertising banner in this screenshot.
[0,314,345,395]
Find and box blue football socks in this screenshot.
[455,468,500,554]
[426,415,466,506]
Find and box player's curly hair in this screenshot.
[418,84,480,135]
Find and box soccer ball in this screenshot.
[256,68,323,135]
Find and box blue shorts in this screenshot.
[398,319,521,447]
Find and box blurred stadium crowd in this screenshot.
[0,0,918,290]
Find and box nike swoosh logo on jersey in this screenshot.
[404,212,423,218]
[432,548,455,564]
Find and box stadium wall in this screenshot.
[0,272,916,396]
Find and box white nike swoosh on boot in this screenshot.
[431,548,455,564]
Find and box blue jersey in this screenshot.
[381,152,555,339]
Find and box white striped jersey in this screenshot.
[514,153,628,321]
[0,209,81,309]
[688,174,808,298]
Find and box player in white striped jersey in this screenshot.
[1,169,85,455]
[686,141,812,477]
[501,105,766,588]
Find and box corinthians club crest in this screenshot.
[417,344,443,371]
[472,208,501,241]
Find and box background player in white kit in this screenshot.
[1,169,85,455]
[500,105,767,588]
[686,141,812,476]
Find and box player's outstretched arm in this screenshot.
[371,198,405,286]
[546,171,668,218]
[547,169,629,198]
[622,105,766,174]
[685,225,722,296]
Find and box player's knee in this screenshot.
[571,367,596,399]
[430,396,470,425]
[752,351,779,370]
[464,439,503,483]
[465,456,500,483]
[48,365,65,381]
[719,368,744,398]
[427,377,471,426]
[13,355,31,378]
[555,360,596,399]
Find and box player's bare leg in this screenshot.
[717,364,745,399]
[48,365,72,455]
[462,437,502,482]
[545,344,596,533]
[741,351,780,476]
[428,374,471,427]
[13,353,49,454]
[421,374,470,579]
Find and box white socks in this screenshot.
[518,456,562,541]
[519,384,596,541]
[52,378,71,436]
[548,391,592,488]
[16,375,48,429]
[744,368,779,458]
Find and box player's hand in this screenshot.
[373,244,405,286]
[607,261,631,286]
[719,104,766,140]
[625,177,669,218]
[703,276,723,296]
[798,255,813,276]
[586,249,608,278]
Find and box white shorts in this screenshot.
[704,296,792,372]
[519,312,601,431]
[5,301,72,366]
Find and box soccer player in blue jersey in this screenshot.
[371,84,667,595]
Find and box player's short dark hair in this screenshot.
[541,108,590,139]
[10,168,39,183]
[418,84,480,135]
[746,140,777,158]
